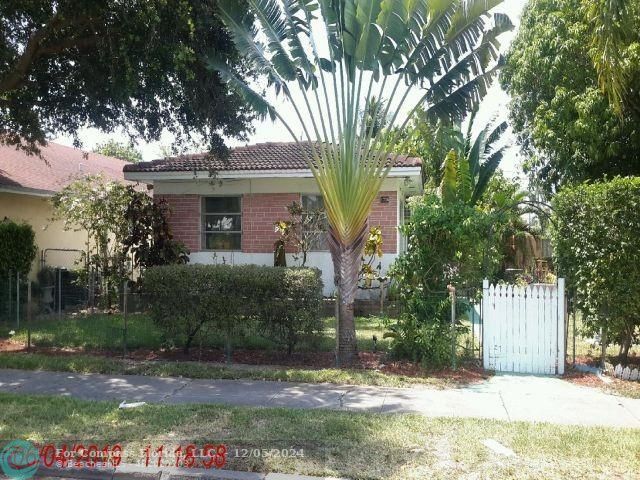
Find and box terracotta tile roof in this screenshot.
[124,141,422,173]
[0,142,130,195]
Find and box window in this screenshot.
[202,196,241,251]
[302,194,328,251]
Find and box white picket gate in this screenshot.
[482,279,566,375]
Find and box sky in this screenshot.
[55,0,529,179]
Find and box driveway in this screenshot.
[0,368,638,428]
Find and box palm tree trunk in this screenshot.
[329,225,368,366]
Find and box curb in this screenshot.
[34,463,349,480]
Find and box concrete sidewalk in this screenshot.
[0,368,638,428]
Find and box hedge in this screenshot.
[143,264,323,356]
[0,221,37,276]
[551,176,640,360]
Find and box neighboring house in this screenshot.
[0,142,131,279]
[124,142,423,295]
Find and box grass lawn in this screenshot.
[0,314,392,354]
[0,352,477,388]
[0,392,638,480]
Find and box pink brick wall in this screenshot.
[242,193,301,253]
[155,194,201,252]
[158,190,398,255]
[369,191,398,254]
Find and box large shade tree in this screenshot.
[501,0,640,195]
[213,0,512,365]
[0,0,255,156]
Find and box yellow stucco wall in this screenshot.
[0,191,87,280]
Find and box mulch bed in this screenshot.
[0,340,488,385]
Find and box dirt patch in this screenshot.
[0,339,27,352]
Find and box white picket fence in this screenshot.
[482,279,566,375]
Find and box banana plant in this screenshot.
[439,110,509,206]
[211,0,512,365]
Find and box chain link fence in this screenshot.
[0,269,489,369]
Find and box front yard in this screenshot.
[1,392,638,480]
[0,314,393,356]
[0,313,486,388]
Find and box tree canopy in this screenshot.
[0,0,255,156]
[501,0,640,194]
[93,140,142,163]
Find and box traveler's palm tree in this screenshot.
[212,0,512,365]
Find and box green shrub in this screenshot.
[143,264,323,355]
[0,221,37,276]
[552,177,640,361]
[389,194,500,366]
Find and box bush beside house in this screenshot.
[144,264,323,356]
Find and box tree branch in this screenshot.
[0,14,94,94]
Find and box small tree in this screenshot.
[552,177,640,361]
[274,201,326,267]
[360,226,384,287]
[123,194,190,270]
[52,175,135,307]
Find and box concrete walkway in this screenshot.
[1,368,639,428]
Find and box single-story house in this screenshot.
[124,142,423,295]
[0,142,131,279]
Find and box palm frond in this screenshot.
[217,0,289,94]
[208,57,278,122]
[247,0,299,81]
[472,146,506,204]
[424,61,502,122]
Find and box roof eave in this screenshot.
[0,184,55,197]
[124,166,422,183]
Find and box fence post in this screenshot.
[572,309,576,367]
[57,268,62,320]
[8,272,12,320]
[27,281,32,352]
[449,285,456,370]
[16,271,20,329]
[557,278,566,375]
[123,281,128,359]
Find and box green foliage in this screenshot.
[389,193,506,366]
[0,221,37,276]
[52,175,188,304]
[123,195,189,270]
[93,140,143,163]
[274,201,326,267]
[0,0,255,156]
[360,226,384,285]
[401,107,508,202]
[584,0,640,116]
[501,0,640,195]
[551,177,640,360]
[143,265,323,355]
[52,175,134,306]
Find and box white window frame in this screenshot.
[201,196,242,251]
